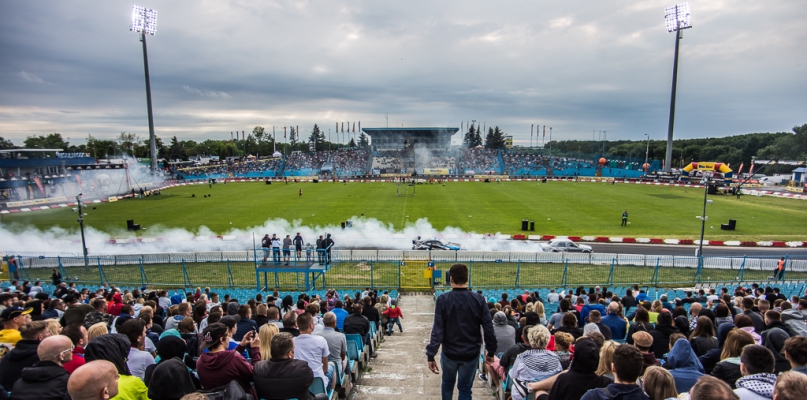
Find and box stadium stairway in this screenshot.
[351,293,494,399]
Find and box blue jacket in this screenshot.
[332,308,349,331]
[581,383,650,400]
[580,304,606,327]
[635,292,649,303]
[426,288,497,362]
[667,338,704,393]
[601,313,628,341]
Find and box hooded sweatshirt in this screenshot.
[666,338,705,394]
[760,327,791,374]
[700,322,735,374]
[649,323,680,359]
[84,334,148,400]
[780,309,807,337]
[547,338,612,400]
[492,311,516,354]
[734,373,777,400]
[196,344,260,397]
[8,360,70,400]
[107,293,124,316]
[146,358,197,400]
[0,339,40,389]
[740,326,762,345]
[711,356,742,389]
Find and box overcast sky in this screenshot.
[1,0,805,147]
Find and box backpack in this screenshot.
[199,380,249,400]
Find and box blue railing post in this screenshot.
[607,258,615,286]
[737,256,746,282]
[97,257,108,286]
[181,259,192,289]
[58,256,69,281]
[138,258,148,287]
[515,260,521,288]
[226,260,234,288]
[255,268,261,292]
[652,257,660,286]
[469,261,474,288]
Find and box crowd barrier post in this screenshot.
[652,257,660,286]
[607,259,615,286]
[469,261,474,287]
[58,257,69,281]
[736,256,747,282]
[181,259,193,289]
[515,260,522,288]
[16,255,31,281]
[226,260,234,288]
[561,260,569,287]
[370,261,375,288]
[397,261,402,289]
[138,258,149,287]
[98,257,108,287]
[695,256,703,284]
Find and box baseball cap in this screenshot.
[220,315,240,328]
[0,306,33,321]
[201,322,229,350]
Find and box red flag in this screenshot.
[737,163,744,176]
[748,163,755,176]
[33,177,45,196]
[75,174,82,189]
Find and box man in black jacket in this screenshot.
[343,304,376,358]
[426,263,496,400]
[9,335,72,400]
[0,320,49,390]
[253,332,328,400]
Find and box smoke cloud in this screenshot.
[0,216,547,257]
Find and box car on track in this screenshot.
[412,237,462,251]
[542,238,593,253]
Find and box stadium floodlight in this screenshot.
[130,5,158,35]
[662,3,693,173]
[130,5,158,173]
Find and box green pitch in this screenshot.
[3,181,806,241]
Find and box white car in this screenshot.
[543,238,593,253]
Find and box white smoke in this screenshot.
[0,216,547,256]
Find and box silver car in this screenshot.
[543,238,593,253]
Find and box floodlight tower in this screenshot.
[130,5,159,173]
[663,3,692,172]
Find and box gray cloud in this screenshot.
[15,71,50,84]
[0,0,805,146]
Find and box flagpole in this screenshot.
[273,126,276,153]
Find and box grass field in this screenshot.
[3,181,806,241]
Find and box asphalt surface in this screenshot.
[588,243,807,258]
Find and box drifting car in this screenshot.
[412,237,462,251]
[542,238,593,253]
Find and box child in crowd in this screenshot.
[382,299,404,335]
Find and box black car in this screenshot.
[412,237,461,251]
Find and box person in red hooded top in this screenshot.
[107,292,124,317]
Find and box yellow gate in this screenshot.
[399,260,432,290]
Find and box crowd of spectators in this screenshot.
[285,151,329,171]
[459,148,501,173]
[330,149,368,175]
[177,157,283,178]
[231,158,283,175]
[503,152,545,173]
[478,283,807,400]
[372,151,401,170]
[0,282,396,400]
[417,151,456,169]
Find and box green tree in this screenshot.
[252,126,265,143]
[485,126,506,149]
[359,132,370,147]
[116,132,140,157]
[348,138,356,148]
[463,124,482,148]
[308,124,326,151]
[23,133,69,151]
[0,137,16,150]
[165,136,188,161]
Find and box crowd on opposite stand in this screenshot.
[0,280,398,400]
[459,148,500,173]
[230,158,283,175]
[285,151,329,171]
[330,149,368,175]
[472,283,807,400]
[502,153,545,173]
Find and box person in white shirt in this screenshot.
[293,313,334,389]
[547,289,560,303]
[118,318,155,381]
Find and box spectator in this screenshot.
[60,323,88,374]
[553,331,574,370]
[509,324,562,400]
[622,289,637,310]
[734,345,777,400]
[690,375,739,400]
[690,316,718,357]
[783,336,807,375]
[258,323,280,361]
[761,311,791,374]
[86,322,108,343]
[773,371,807,400]
[265,307,283,330]
[254,304,269,329]
[8,335,72,400]
[233,305,257,341]
[315,312,348,377]
[492,311,516,354]
[587,310,613,341]
[742,298,766,335]
[0,306,33,348]
[293,313,334,390]
[533,337,610,400]
[84,334,148,400]
[0,320,49,389]
[61,294,94,327]
[280,311,301,337]
[253,333,329,400]
[426,263,497,400]
[331,300,348,331]
[642,366,679,400]
[627,308,653,345]
[117,319,154,381]
[107,293,124,317]
[632,331,659,374]
[554,312,583,340]
[735,314,762,345]
[143,336,197,400]
[489,325,532,386]
[196,322,260,397]
[667,336,705,393]
[650,311,680,359]
[581,345,650,400]
[343,303,375,358]
[712,329,756,389]
[360,297,379,333]
[164,303,191,332]
[715,303,734,328]
[601,302,628,342]
[596,340,619,380]
[67,360,120,400]
[701,322,738,374]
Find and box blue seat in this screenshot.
[309,376,334,400]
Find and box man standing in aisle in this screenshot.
[426,264,496,400]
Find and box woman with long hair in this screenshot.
[642,366,679,400]
[281,295,294,316]
[626,308,653,345]
[689,316,718,357]
[258,323,279,361]
[595,341,618,379]
[711,329,755,389]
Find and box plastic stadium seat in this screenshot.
[309,376,334,400]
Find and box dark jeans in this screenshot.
[388,317,402,333]
[440,354,476,400]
